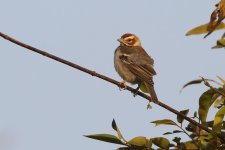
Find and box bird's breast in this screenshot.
[114,48,138,84]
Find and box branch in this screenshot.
[201,77,225,97]
[1,32,224,142]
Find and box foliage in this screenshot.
[86,77,225,149]
[186,0,225,49]
[86,1,225,149]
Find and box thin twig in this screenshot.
[1,32,225,142]
[201,77,225,97]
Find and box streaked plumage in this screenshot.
[114,33,158,102]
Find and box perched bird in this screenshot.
[114,33,158,103]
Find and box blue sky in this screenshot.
[1,0,225,149]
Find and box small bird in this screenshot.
[114,33,158,103]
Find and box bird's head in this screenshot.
[117,33,141,46]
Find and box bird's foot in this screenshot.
[119,81,127,90]
[133,85,140,97]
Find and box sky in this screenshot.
[1,0,225,149]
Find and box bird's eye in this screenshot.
[127,39,132,42]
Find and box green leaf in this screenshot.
[214,97,225,108]
[151,119,177,126]
[173,130,183,133]
[183,141,198,149]
[198,133,219,150]
[194,111,197,118]
[172,137,181,145]
[116,147,129,150]
[117,147,133,150]
[185,123,197,133]
[163,130,183,135]
[152,137,170,149]
[186,22,225,36]
[206,120,225,130]
[127,136,152,148]
[140,83,148,93]
[198,89,217,124]
[84,134,124,145]
[177,109,189,124]
[146,103,152,110]
[163,132,172,135]
[180,79,203,92]
[213,106,225,133]
[112,119,126,142]
[180,78,217,92]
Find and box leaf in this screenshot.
[173,130,183,134]
[218,76,225,85]
[204,0,225,38]
[186,22,225,36]
[212,39,225,49]
[163,132,173,135]
[180,78,218,92]
[183,141,198,149]
[117,147,130,150]
[127,136,152,148]
[213,106,225,133]
[146,103,152,110]
[151,119,177,126]
[84,134,124,145]
[214,97,225,108]
[172,137,181,145]
[116,147,134,150]
[177,109,189,124]
[163,130,183,135]
[212,44,225,49]
[152,137,170,149]
[112,119,126,142]
[180,79,203,92]
[217,39,225,46]
[140,82,148,93]
[198,133,219,150]
[194,111,197,118]
[198,89,217,124]
[186,122,201,134]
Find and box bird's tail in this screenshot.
[145,80,158,103]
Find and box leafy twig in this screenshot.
[1,32,225,142]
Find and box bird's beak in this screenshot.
[117,38,124,43]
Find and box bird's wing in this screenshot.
[120,46,156,75]
[119,54,155,85]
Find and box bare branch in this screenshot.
[1,32,224,142]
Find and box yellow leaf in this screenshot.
[217,76,225,84]
[127,136,150,147]
[186,22,225,36]
[212,39,225,49]
[205,0,225,38]
[214,98,225,108]
[212,44,225,49]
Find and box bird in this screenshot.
[114,33,158,103]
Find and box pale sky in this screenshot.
[1,0,225,149]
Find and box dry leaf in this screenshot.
[205,0,225,38]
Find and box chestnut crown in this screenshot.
[118,33,141,46]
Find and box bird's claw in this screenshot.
[133,85,140,97]
[133,89,139,97]
[119,81,127,90]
